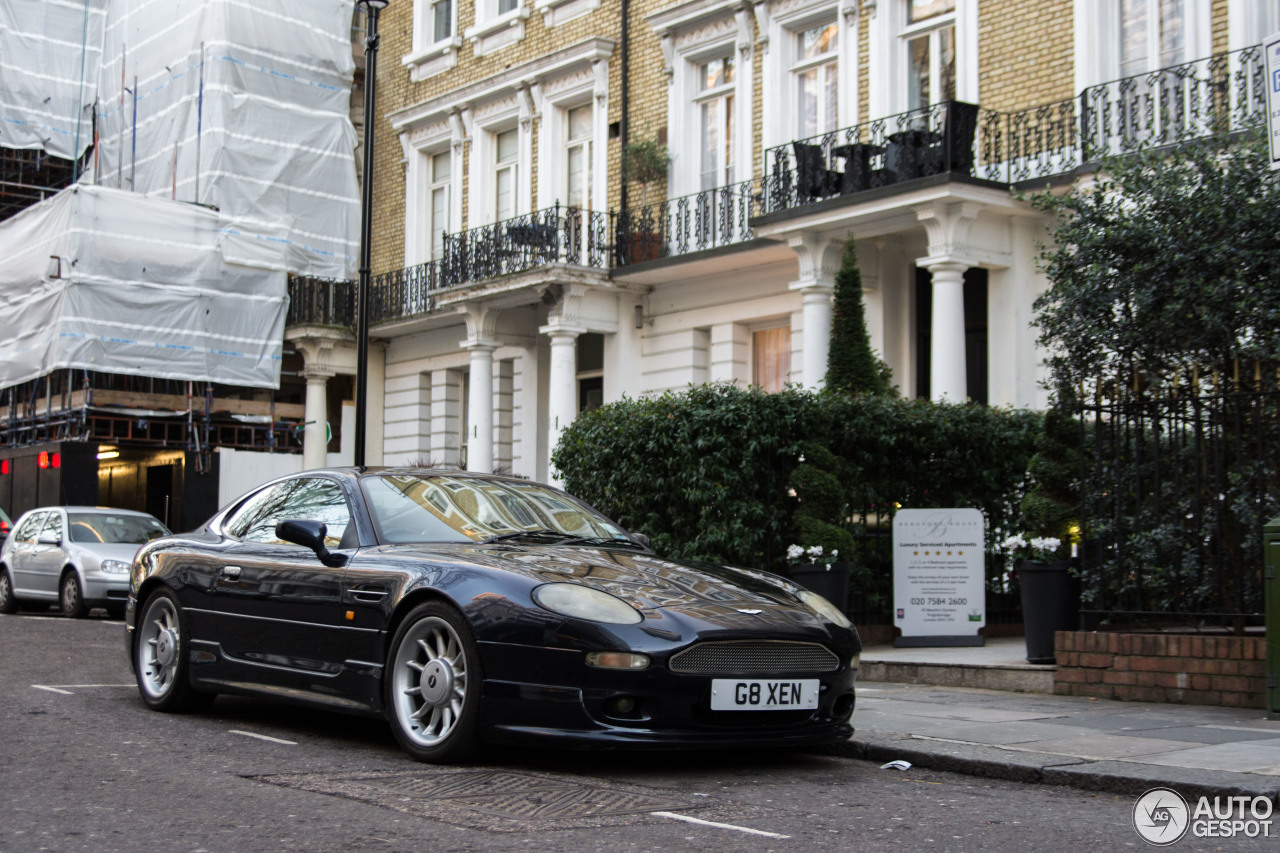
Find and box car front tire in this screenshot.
[60,571,88,619]
[385,601,483,763]
[134,588,213,713]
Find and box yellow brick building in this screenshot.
[290,0,1276,480]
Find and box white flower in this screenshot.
[1030,536,1061,553]
[806,545,824,559]
[1000,534,1027,551]
[786,544,805,560]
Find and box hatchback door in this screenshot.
[6,512,47,597]
[27,511,67,596]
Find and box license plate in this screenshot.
[710,679,819,711]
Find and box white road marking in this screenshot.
[32,685,75,695]
[229,729,298,746]
[60,684,134,688]
[652,811,790,839]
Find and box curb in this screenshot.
[824,732,1280,804]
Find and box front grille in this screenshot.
[668,640,841,675]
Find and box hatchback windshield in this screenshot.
[68,512,170,544]
[362,474,632,546]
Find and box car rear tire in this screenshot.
[0,569,17,614]
[60,571,88,619]
[385,601,483,763]
[134,588,213,713]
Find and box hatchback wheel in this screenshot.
[385,601,482,763]
[0,569,16,614]
[60,572,88,618]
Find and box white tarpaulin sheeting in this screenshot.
[0,183,286,388]
[93,0,359,279]
[0,0,106,160]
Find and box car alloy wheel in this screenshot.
[134,589,213,713]
[386,602,482,762]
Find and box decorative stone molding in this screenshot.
[915,201,983,265]
[465,7,531,57]
[402,37,462,82]
[460,303,501,349]
[535,0,600,28]
[786,232,844,286]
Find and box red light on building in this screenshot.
[51,452,61,468]
[0,459,8,475]
[37,451,49,469]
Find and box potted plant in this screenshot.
[620,137,669,263]
[1008,409,1083,664]
[785,442,855,610]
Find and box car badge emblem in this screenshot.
[736,608,763,615]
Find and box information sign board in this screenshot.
[893,508,986,647]
[1266,31,1280,170]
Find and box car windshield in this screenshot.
[362,474,633,546]
[67,512,170,544]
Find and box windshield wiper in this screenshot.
[479,529,572,544]
[557,535,648,549]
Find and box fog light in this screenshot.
[586,651,650,670]
[607,696,637,715]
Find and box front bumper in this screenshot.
[81,572,130,607]
[477,640,857,749]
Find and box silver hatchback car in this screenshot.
[0,507,170,618]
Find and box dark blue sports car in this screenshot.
[126,468,860,762]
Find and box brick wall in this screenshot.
[1054,631,1267,709]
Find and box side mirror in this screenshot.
[36,532,61,546]
[276,519,346,568]
[630,532,651,549]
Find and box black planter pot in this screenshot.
[788,562,851,612]
[1017,559,1079,664]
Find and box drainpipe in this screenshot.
[619,0,630,214]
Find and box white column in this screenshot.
[927,260,969,402]
[465,343,496,473]
[543,326,581,486]
[302,368,332,470]
[787,233,842,391]
[799,285,834,390]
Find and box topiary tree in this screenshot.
[787,441,855,564]
[1020,407,1080,560]
[825,236,893,395]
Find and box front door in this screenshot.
[214,477,355,681]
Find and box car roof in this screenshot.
[26,506,158,516]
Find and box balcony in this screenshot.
[287,45,1266,328]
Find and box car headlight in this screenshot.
[798,590,852,628]
[100,560,131,575]
[532,583,643,625]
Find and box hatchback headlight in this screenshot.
[798,590,852,628]
[100,559,131,575]
[532,583,643,625]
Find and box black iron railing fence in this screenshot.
[286,275,355,327]
[1074,366,1280,627]
[288,45,1266,329]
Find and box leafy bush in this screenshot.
[553,383,1043,608]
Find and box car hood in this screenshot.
[379,542,828,632]
[69,542,146,565]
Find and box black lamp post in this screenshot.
[353,0,388,468]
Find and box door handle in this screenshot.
[221,566,242,581]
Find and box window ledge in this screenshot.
[464,8,531,56]
[402,38,463,82]
[535,0,599,27]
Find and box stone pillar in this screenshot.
[543,326,581,486]
[302,368,333,470]
[786,233,843,390]
[926,260,969,402]
[465,343,496,473]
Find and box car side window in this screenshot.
[39,512,63,543]
[13,512,46,544]
[226,478,352,546]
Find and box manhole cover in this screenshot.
[253,768,701,833]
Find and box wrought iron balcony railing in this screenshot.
[286,275,355,327]
[613,180,763,264]
[287,45,1266,328]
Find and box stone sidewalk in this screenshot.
[835,639,1280,802]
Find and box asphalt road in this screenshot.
[0,610,1269,852]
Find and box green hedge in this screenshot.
[552,383,1043,597]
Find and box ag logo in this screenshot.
[1133,787,1190,845]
